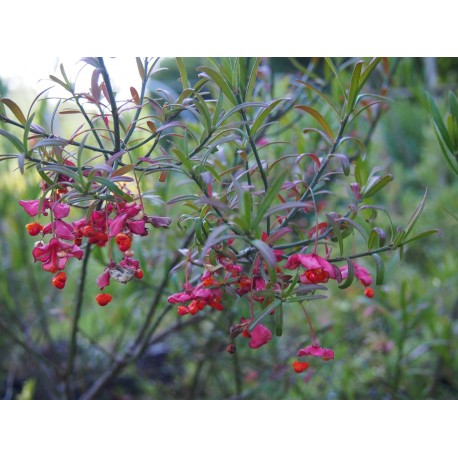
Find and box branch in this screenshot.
[64,243,92,399]
[79,231,194,400]
[0,113,116,155]
[98,57,121,153]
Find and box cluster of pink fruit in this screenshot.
[168,247,375,373]
[20,185,171,306]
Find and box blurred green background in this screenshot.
[0,57,456,400]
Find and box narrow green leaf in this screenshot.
[448,91,458,122]
[294,284,328,295]
[285,294,328,303]
[176,57,189,89]
[447,113,458,147]
[197,197,228,212]
[39,164,81,182]
[248,299,282,332]
[354,160,363,186]
[0,98,27,125]
[295,80,339,116]
[360,205,395,239]
[338,258,355,289]
[37,168,55,186]
[401,229,439,246]
[302,128,333,145]
[399,244,405,261]
[205,133,240,151]
[346,60,363,115]
[193,92,213,134]
[136,57,145,79]
[371,253,385,285]
[249,239,277,267]
[368,227,386,250]
[327,214,344,256]
[427,92,454,152]
[76,133,90,186]
[60,63,71,86]
[49,75,69,91]
[0,128,24,152]
[339,217,369,242]
[194,217,205,245]
[18,153,25,174]
[92,177,133,202]
[252,171,288,228]
[263,201,313,218]
[216,102,266,128]
[196,162,221,183]
[245,58,262,101]
[238,58,248,96]
[34,137,69,148]
[432,125,458,175]
[200,224,233,257]
[393,227,407,249]
[250,290,277,300]
[283,271,300,298]
[171,147,192,171]
[332,153,350,176]
[351,99,387,124]
[405,189,428,237]
[197,66,238,106]
[211,91,225,128]
[167,194,200,205]
[233,179,251,232]
[0,154,19,161]
[362,174,393,199]
[251,99,285,138]
[324,57,347,100]
[232,57,241,95]
[23,112,36,155]
[295,105,334,141]
[358,58,382,90]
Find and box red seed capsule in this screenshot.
[96,293,112,306]
[52,271,67,289]
[26,222,43,236]
[134,269,144,279]
[115,233,132,252]
[292,361,310,373]
[226,343,236,354]
[364,287,374,298]
[177,305,189,316]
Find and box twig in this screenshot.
[274,113,350,232]
[79,231,194,400]
[64,243,92,399]
[123,58,150,146]
[0,319,61,372]
[0,113,114,155]
[98,58,121,153]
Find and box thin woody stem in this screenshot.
[237,97,271,234]
[64,243,92,399]
[79,231,194,400]
[98,57,121,153]
[123,58,149,146]
[301,304,318,345]
[326,243,394,263]
[275,114,350,233]
[0,113,114,154]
